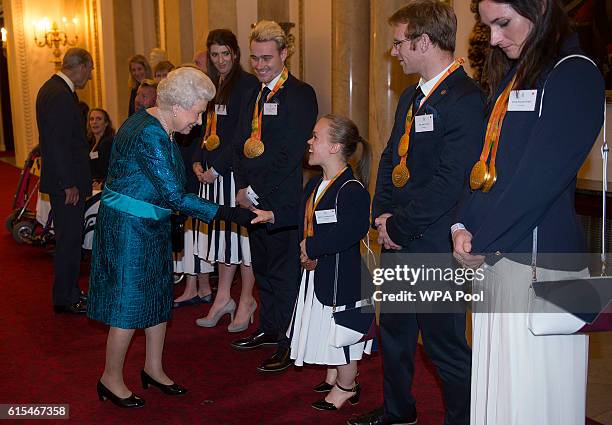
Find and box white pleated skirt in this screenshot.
[182,172,251,275]
[288,269,372,367]
[471,258,589,425]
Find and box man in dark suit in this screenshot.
[36,48,93,314]
[230,20,318,372]
[350,2,483,425]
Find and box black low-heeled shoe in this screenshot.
[313,381,334,393]
[311,383,361,411]
[140,370,187,395]
[97,381,145,408]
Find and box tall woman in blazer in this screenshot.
[253,114,372,411]
[453,1,604,423]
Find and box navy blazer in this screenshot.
[373,67,485,252]
[459,35,605,262]
[232,73,318,212]
[193,70,259,176]
[36,75,92,196]
[276,167,371,306]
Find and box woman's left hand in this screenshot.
[201,169,217,184]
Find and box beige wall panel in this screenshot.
[131,0,158,60]
[164,0,194,65]
[454,0,474,77]
[236,0,257,72]
[331,0,369,135]
[257,0,289,22]
[208,0,237,34]
[303,0,331,116]
[191,0,208,53]
[113,0,134,121]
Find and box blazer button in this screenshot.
[495,251,501,256]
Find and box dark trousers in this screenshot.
[49,194,85,305]
[249,225,300,348]
[380,312,471,425]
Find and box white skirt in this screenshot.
[471,258,589,425]
[288,269,372,367]
[182,172,251,275]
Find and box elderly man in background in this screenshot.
[36,47,94,314]
[193,50,208,71]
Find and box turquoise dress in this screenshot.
[87,110,218,329]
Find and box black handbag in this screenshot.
[527,54,612,335]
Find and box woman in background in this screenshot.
[127,54,152,117]
[87,108,114,190]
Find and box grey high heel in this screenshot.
[227,301,257,333]
[195,299,236,327]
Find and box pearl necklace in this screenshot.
[157,111,175,141]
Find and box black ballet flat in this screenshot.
[313,381,334,393]
[97,380,145,408]
[311,383,361,411]
[140,370,187,395]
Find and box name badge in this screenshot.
[215,104,227,115]
[507,90,537,111]
[414,114,434,133]
[263,103,278,115]
[315,209,337,224]
[89,151,99,160]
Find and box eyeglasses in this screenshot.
[391,34,421,50]
[392,38,410,50]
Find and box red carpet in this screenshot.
[0,160,445,424]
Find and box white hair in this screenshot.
[156,67,216,111]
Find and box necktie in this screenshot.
[258,86,271,113]
[413,86,425,111]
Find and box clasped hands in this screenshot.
[452,229,485,269]
[375,213,402,250]
[193,162,217,184]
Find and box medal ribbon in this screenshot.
[303,167,347,238]
[201,109,217,148]
[479,74,517,171]
[250,67,289,141]
[397,58,464,168]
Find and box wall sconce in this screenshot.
[33,17,79,70]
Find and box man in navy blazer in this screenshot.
[36,48,93,314]
[350,2,483,425]
[230,20,318,373]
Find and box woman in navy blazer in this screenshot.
[453,1,604,424]
[253,114,372,411]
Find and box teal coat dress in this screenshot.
[87,110,219,329]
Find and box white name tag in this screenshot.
[215,104,227,115]
[414,114,434,133]
[507,90,537,111]
[263,103,278,115]
[315,209,337,224]
[89,151,99,160]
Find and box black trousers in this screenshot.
[49,194,85,306]
[380,311,471,425]
[249,225,300,348]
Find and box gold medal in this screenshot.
[392,163,410,188]
[482,164,497,192]
[398,134,410,157]
[470,160,489,190]
[244,137,265,158]
[205,134,220,151]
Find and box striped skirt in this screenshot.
[183,171,251,274]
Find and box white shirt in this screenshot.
[264,70,283,91]
[56,71,75,92]
[416,61,455,107]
